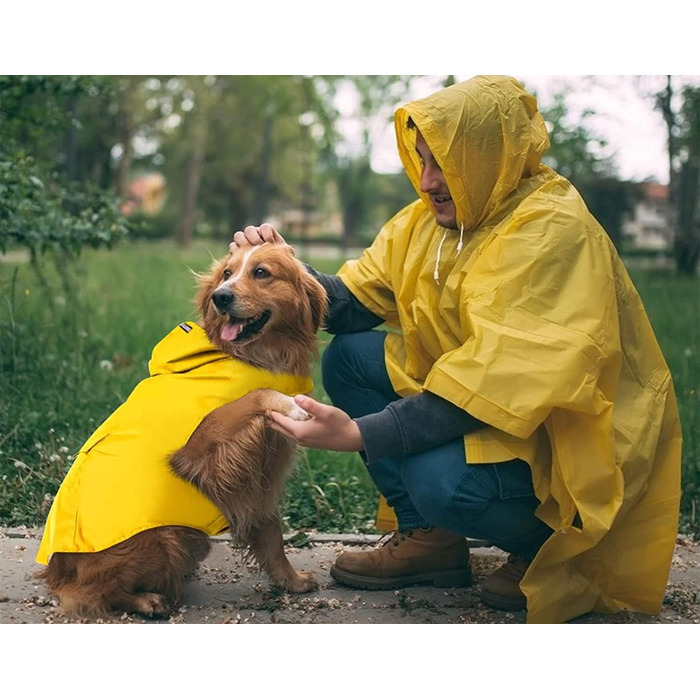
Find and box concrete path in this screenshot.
[1,528,698,624]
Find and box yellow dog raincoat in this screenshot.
[37,322,312,565]
[338,76,682,623]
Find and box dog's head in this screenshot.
[196,243,327,374]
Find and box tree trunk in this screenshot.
[657,77,679,259]
[115,78,137,200]
[178,117,207,247]
[674,157,700,275]
[252,109,274,224]
[64,95,79,181]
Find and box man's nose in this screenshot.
[420,162,442,193]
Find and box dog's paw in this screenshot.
[276,395,310,422]
[288,405,311,422]
[283,570,319,593]
[133,592,170,619]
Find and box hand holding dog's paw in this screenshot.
[281,395,311,422]
[269,394,311,422]
[268,395,364,452]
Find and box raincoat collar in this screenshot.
[149,322,245,377]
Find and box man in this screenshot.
[233,75,681,624]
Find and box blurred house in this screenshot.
[621,182,673,251]
[121,173,167,216]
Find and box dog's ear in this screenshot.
[302,272,328,332]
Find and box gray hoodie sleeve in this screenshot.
[355,391,485,464]
[303,264,383,334]
[304,264,485,463]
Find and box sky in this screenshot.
[343,75,700,185]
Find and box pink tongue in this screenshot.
[221,322,243,342]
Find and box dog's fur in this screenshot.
[39,243,327,618]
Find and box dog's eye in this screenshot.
[222,269,232,280]
[253,267,270,279]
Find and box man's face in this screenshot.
[415,129,458,230]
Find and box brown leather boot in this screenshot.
[480,554,530,611]
[330,527,472,590]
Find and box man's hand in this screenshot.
[267,395,364,452]
[230,223,288,254]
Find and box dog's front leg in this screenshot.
[247,514,318,593]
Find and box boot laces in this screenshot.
[377,529,415,548]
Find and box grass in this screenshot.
[0,240,698,535]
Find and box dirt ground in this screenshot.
[1,529,698,624]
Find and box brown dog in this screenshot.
[38,243,327,618]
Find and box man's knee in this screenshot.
[321,332,383,398]
[403,462,490,529]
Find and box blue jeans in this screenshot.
[322,331,552,561]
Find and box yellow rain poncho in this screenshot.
[37,322,312,565]
[338,76,682,623]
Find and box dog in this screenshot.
[36,242,327,618]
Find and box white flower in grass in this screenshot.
[99,359,114,371]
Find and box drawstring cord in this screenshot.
[433,229,448,284]
[433,222,465,284]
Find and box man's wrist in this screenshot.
[348,420,365,452]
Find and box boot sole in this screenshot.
[330,564,473,590]
[480,588,527,612]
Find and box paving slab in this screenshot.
[1,528,698,624]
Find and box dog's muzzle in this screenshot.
[212,288,235,314]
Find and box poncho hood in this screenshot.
[395,75,551,232]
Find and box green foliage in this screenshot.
[312,76,416,243]
[539,93,614,181]
[0,152,128,256]
[0,76,129,259]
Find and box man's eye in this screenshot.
[222,269,232,280]
[253,267,270,279]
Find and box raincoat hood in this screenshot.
[395,75,551,232]
[337,75,681,623]
[37,322,312,564]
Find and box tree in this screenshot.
[306,76,416,246]
[0,77,129,265]
[150,75,328,244]
[656,77,700,275]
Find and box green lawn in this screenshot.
[0,240,698,534]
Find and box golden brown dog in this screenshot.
[38,243,327,618]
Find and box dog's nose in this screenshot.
[212,288,235,313]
